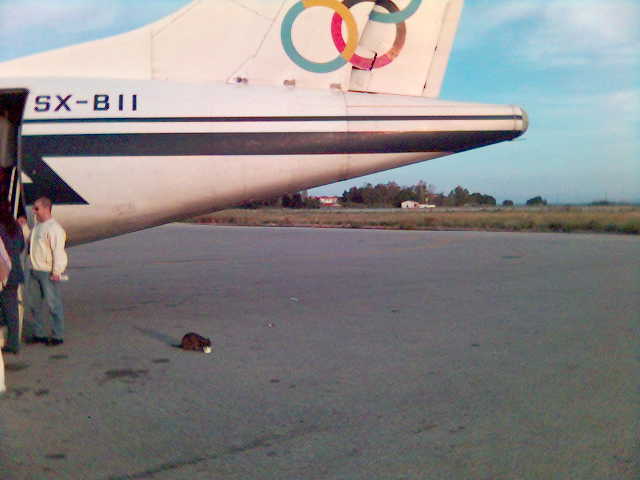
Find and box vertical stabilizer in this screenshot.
[0,0,463,97]
[422,0,463,97]
[348,0,463,97]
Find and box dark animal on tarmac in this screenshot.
[178,332,212,353]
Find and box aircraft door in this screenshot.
[0,89,29,348]
[0,89,28,218]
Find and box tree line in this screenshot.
[241,192,320,209]
[241,181,549,209]
[341,182,498,207]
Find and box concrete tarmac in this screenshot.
[0,224,638,479]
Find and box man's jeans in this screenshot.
[0,287,20,352]
[28,270,65,340]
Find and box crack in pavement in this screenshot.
[104,424,322,480]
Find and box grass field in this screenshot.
[191,206,640,234]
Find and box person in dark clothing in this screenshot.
[0,201,25,354]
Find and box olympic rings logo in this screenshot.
[281,0,422,73]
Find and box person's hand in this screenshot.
[17,216,27,226]
[50,273,61,282]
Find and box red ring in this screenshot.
[331,0,407,70]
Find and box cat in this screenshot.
[177,332,212,353]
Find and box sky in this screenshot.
[0,0,638,204]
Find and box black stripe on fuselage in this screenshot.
[22,130,520,157]
[23,114,523,124]
[21,153,88,205]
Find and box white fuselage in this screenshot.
[1,77,527,244]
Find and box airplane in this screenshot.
[0,0,528,245]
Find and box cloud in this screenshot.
[0,0,121,36]
[456,1,536,47]
[475,1,538,32]
[526,1,640,67]
[0,0,190,61]
[534,88,639,158]
[600,89,640,117]
[459,0,640,68]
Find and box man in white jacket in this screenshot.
[27,197,68,346]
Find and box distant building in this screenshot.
[317,196,341,207]
[401,200,436,209]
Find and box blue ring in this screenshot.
[370,0,421,23]
[281,1,348,73]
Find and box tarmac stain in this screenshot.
[107,306,137,312]
[102,369,149,383]
[414,424,438,434]
[11,387,30,397]
[45,454,66,460]
[152,358,170,364]
[34,389,50,396]
[270,378,281,383]
[50,354,68,360]
[502,255,522,259]
[106,426,321,480]
[227,438,274,454]
[5,362,30,371]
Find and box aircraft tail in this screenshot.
[0,0,463,97]
[235,0,465,97]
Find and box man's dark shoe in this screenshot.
[28,336,49,344]
[1,346,18,354]
[47,338,64,346]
